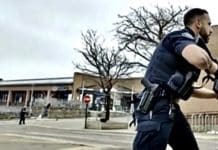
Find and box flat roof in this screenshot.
[0,77,73,86]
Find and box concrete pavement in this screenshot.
[2,116,218,139]
[1,116,218,150]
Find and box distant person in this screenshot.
[41,103,51,118]
[129,94,139,127]
[19,106,27,125]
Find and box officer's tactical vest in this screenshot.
[145,28,201,90]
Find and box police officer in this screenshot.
[133,8,218,150]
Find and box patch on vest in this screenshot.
[181,32,194,40]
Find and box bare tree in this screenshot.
[74,29,135,122]
[114,5,188,68]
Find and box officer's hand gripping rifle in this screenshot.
[213,72,218,94]
[197,37,218,94]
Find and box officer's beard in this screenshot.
[200,34,210,43]
[199,29,210,43]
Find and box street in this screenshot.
[0,118,218,149]
[0,121,134,150]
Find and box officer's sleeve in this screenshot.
[173,33,196,55]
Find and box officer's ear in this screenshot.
[195,17,202,30]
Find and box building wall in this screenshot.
[0,85,71,91]
[115,78,143,92]
[0,83,72,106]
[72,72,144,102]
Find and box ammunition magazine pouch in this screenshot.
[167,71,196,100]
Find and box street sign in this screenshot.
[83,95,91,104]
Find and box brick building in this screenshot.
[72,72,143,111]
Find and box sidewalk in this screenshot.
[26,116,131,130]
[2,117,218,143]
[1,117,218,150]
[3,117,133,150]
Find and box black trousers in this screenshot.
[133,100,199,150]
[19,117,25,125]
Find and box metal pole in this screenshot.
[29,84,34,115]
[84,103,88,129]
[80,81,85,109]
[130,86,134,113]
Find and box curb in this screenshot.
[194,133,218,140]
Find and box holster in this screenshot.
[137,84,160,114]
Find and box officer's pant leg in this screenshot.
[23,117,25,124]
[168,109,199,150]
[133,120,173,150]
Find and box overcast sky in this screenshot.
[0,0,217,80]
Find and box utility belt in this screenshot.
[136,110,170,121]
[159,88,172,98]
[136,87,176,121]
[137,71,197,114]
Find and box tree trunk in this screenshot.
[100,93,110,122]
[105,94,110,121]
